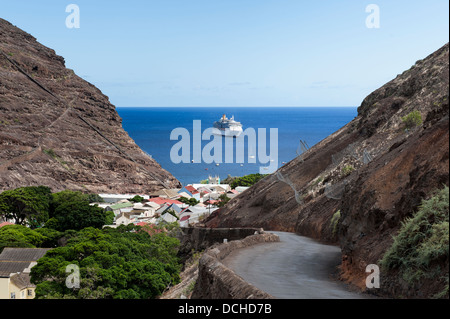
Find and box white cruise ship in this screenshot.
[213,114,243,137]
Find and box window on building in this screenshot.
[28,289,33,296]
[10,292,15,299]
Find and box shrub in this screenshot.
[43,148,57,158]
[129,195,144,203]
[0,224,63,252]
[230,173,267,189]
[380,185,449,298]
[217,193,231,207]
[341,165,354,177]
[401,110,423,129]
[179,197,199,206]
[330,210,341,236]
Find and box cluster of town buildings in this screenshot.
[97,179,249,228]
[0,177,250,299]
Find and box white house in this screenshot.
[149,189,180,199]
[178,204,216,226]
[105,202,134,215]
[131,203,157,218]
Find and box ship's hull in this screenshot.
[213,127,243,137]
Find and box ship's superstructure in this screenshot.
[213,114,243,137]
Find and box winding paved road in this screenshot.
[223,232,367,299]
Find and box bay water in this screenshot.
[117,107,357,186]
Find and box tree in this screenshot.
[217,194,230,207]
[85,193,104,203]
[0,224,63,252]
[50,190,89,213]
[31,226,181,299]
[0,186,51,227]
[178,197,199,206]
[104,210,115,226]
[47,190,112,231]
[34,227,64,248]
[129,195,144,203]
[50,200,109,231]
[0,225,42,252]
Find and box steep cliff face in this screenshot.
[338,43,449,297]
[205,43,449,297]
[0,19,180,193]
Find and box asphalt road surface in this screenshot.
[223,231,367,299]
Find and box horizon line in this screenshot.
[115,105,359,108]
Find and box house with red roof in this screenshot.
[178,185,200,200]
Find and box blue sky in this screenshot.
[1,1,449,107]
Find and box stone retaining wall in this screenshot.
[191,232,280,299]
[178,227,265,253]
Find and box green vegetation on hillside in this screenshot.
[0,186,182,299]
[129,195,145,203]
[0,223,181,299]
[380,185,449,298]
[341,165,355,177]
[330,210,341,237]
[30,225,180,299]
[401,110,423,129]
[0,187,112,231]
[216,193,231,207]
[0,224,62,252]
[224,173,267,189]
[0,186,52,228]
[178,197,200,206]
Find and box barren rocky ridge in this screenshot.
[0,18,180,194]
[205,43,449,298]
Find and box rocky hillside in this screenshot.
[0,18,180,194]
[205,43,449,298]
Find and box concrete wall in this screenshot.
[191,232,280,299]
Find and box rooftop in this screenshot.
[0,248,51,277]
[108,202,134,210]
[0,222,14,228]
[148,197,182,206]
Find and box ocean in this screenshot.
[116,107,357,186]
